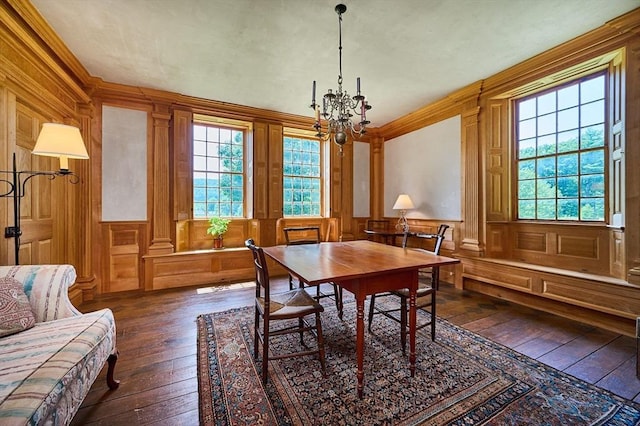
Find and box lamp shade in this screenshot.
[32,123,89,170]
[392,194,415,210]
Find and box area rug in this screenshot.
[196,303,640,425]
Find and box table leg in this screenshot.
[355,291,366,398]
[409,276,417,377]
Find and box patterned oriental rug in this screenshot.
[196,304,640,425]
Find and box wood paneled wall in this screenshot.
[373,9,640,335]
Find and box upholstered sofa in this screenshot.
[0,264,118,425]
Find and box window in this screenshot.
[193,123,244,218]
[515,73,606,221]
[283,135,322,216]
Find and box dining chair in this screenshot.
[365,219,391,244]
[367,226,447,354]
[283,226,344,319]
[245,238,327,384]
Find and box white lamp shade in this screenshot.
[32,123,89,169]
[393,194,415,210]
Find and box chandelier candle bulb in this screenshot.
[357,77,360,94]
[312,80,316,105]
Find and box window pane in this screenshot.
[519,138,536,159]
[519,200,536,219]
[537,134,556,156]
[537,92,556,115]
[536,157,556,178]
[580,198,604,221]
[581,125,604,149]
[557,107,578,132]
[519,98,536,120]
[515,72,605,222]
[557,130,579,153]
[519,160,535,180]
[580,100,604,127]
[519,180,535,199]
[581,75,605,103]
[537,199,556,219]
[558,176,578,197]
[580,174,605,197]
[557,154,578,176]
[537,178,556,198]
[580,150,604,174]
[537,113,556,136]
[558,199,579,220]
[518,118,536,140]
[557,84,579,109]
[194,125,207,140]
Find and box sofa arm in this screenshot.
[0,264,80,322]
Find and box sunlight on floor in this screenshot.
[196,281,255,294]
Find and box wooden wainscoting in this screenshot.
[142,248,256,291]
[101,222,148,293]
[461,256,640,337]
[486,221,613,277]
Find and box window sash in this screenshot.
[282,134,323,217]
[193,122,246,218]
[514,72,607,222]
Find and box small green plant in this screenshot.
[206,216,231,237]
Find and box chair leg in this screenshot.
[334,284,343,319]
[315,312,327,376]
[299,318,305,345]
[400,296,407,355]
[262,316,269,384]
[430,291,436,341]
[288,274,295,290]
[367,294,376,332]
[254,306,260,359]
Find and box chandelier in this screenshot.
[310,4,372,155]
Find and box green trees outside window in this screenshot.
[516,73,605,221]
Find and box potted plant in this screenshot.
[206,216,231,249]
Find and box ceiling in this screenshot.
[30,0,639,128]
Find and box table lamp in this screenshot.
[393,194,415,232]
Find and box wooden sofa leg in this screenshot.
[107,353,120,390]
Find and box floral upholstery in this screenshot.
[0,265,117,426]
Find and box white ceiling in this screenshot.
[31,0,639,127]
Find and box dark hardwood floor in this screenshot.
[71,277,640,425]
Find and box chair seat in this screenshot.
[392,280,434,298]
[258,289,324,318]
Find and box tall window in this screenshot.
[193,124,244,218]
[515,73,606,221]
[283,135,322,216]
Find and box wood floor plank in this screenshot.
[536,329,619,370]
[73,378,198,424]
[596,355,640,400]
[564,335,637,383]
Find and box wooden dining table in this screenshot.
[262,239,460,398]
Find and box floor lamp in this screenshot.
[0,123,89,265]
